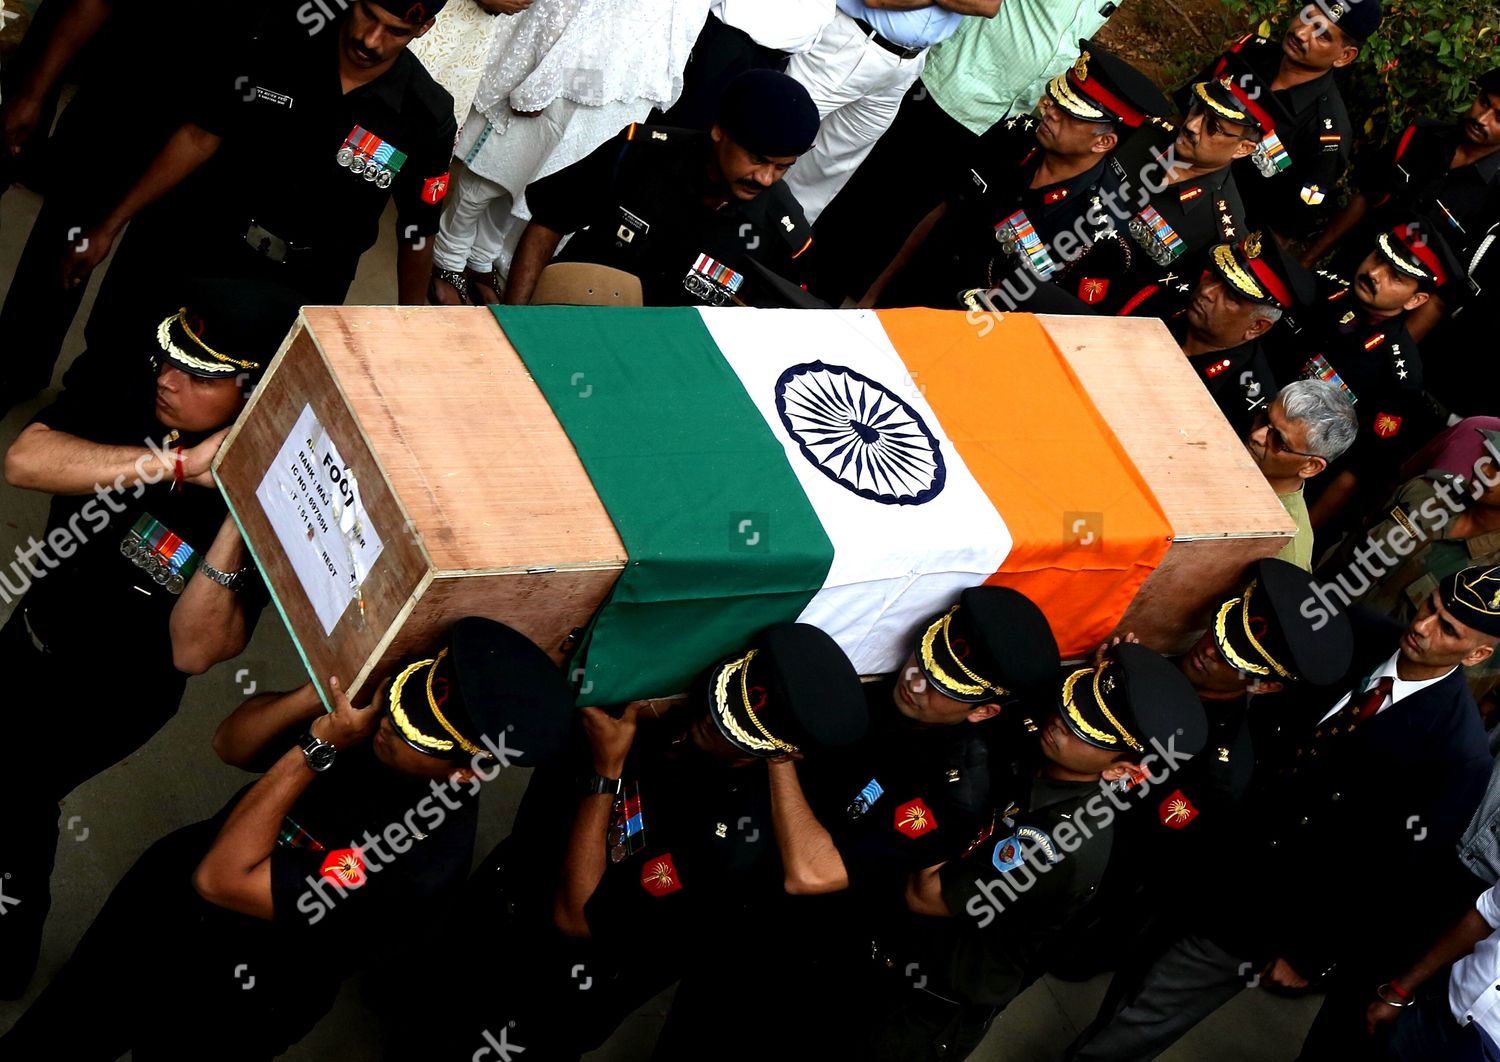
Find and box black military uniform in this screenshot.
[0,0,232,406]
[0,280,297,996]
[1272,218,1464,489]
[1180,31,1360,238]
[1063,80,1250,317]
[1349,97,1500,266]
[84,0,456,343]
[1159,230,1315,435]
[1,618,571,1058]
[876,44,1174,311]
[446,623,868,1060]
[858,643,1208,1061]
[524,123,816,308]
[1072,570,1493,1061]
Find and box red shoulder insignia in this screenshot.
[1159,790,1199,829]
[641,854,684,896]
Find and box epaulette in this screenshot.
[1217,198,1237,239]
[624,123,677,144]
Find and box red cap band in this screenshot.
[1246,255,1294,308]
[1395,226,1448,285]
[1069,69,1147,128]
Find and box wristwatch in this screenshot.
[299,731,337,772]
[585,773,623,797]
[200,560,254,593]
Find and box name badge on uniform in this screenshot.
[1128,205,1185,267]
[336,126,408,189]
[254,87,294,109]
[683,253,744,306]
[1251,130,1292,178]
[994,209,1058,280]
[616,207,650,244]
[119,513,200,594]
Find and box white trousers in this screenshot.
[432,159,518,275]
[784,10,928,223]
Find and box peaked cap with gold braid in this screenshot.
[1058,643,1206,759]
[153,278,303,381]
[915,586,1060,705]
[385,617,573,766]
[1209,558,1352,686]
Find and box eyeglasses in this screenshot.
[1187,99,1256,142]
[1251,408,1320,458]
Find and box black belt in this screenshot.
[851,16,925,60]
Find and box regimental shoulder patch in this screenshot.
[319,847,367,888]
[895,798,938,837]
[422,174,450,205]
[992,834,1024,871]
[640,853,683,896]
[1374,412,1403,438]
[1159,790,1199,829]
[1389,505,1417,539]
[1078,277,1110,304]
[1017,825,1059,863]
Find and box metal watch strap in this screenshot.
[200,560,251,591]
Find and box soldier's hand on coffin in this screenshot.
[310,675,384,750]
[1092,631,1140,667]
[182,428,231,487]
[581,702,642,778]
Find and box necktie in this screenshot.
[1351,676,1394,722]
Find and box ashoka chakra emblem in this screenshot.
[774,361,945,505]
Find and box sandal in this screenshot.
[429,267,471,306]
[465,264,504,305]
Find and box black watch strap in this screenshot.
[585,773,623,797]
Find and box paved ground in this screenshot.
[0,182,1322,1060]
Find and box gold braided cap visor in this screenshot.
[711,649,800,756]
[1046,72,1108,122]
[1059,664,1143,753]
[386,649,492,760]
[156,309,263,377]
[917,607,1011,703]
[1211,243,1268,301]
[1211,581,1293,679]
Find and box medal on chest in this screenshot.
[1128,205,1185,267]
[683,253,744,306]
[994,209,1058,280]
[608,781,646,864]
[119,513,201,594]
[336,125,407,189]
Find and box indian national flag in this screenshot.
[493,306,1169,703]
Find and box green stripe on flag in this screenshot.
[493,306,835,703]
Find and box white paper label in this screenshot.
[255,404,385,635]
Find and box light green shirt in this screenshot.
[1277,485,1314,570]
[920,0,1116,135]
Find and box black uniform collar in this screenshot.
[1024,152,1110,207]
[1186,337,1260,379]
[1275,67,1336,115]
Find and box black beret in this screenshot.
[1060,643,1207,759]
[717,69,820,158]
[1440,564,1500,640]
[916,586,1061,704]
[704,623,867,757]
[1209,230,1316,310]
[369,0,447,23]
[155,278,302,380]
[1211,558,1353,685]
[1313,0,1382,41]
[1480,69,1500,97]
[386,617,573,766]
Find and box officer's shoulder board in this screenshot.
[624,122,681,146]
[1229,32,1270,52]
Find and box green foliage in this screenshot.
[1219,0,1498,145]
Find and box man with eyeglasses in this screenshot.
[1247,379,1357,569]
[1060,74,1263,317]
[1177,0,1381,243]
